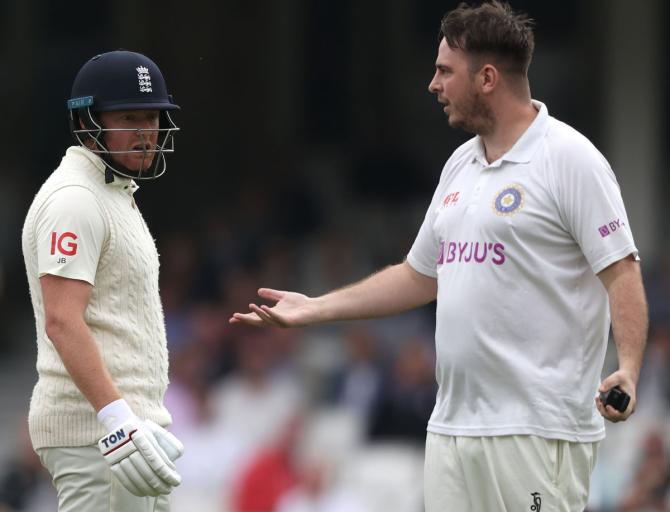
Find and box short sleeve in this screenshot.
[407,185,444,278]
[554,147,638,274]
[34,186,108,285]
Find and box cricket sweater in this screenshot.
[22,146,171,449]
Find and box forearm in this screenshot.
[47,318,122,412]
[315,260,437,322]
[607,265,648,384]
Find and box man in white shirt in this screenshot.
[230,2,647,510]
[22,50,184,511]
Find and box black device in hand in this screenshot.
[599,385,630,413]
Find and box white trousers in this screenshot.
[37,445,170,512]
[424,433,598,512]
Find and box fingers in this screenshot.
[144,420,184,462]
[250,304,282,327]
[111,462,146,497]
[598,374,620,393]
[595,394,632,423]
[258,288,285,301]
[229,303,287,327]
[229,311,266,326]
[597,370,636,422]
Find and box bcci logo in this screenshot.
[136,66,153,93]
[493,184,525,216]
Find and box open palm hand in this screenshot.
[229,288,320,328]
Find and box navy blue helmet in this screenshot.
[68,50,180,182]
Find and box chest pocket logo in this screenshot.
[492,184,525,216]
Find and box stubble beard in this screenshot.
[448,89,495,136]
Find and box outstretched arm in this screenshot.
[229,260,437,327]
[595,255,648,422]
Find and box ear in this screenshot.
[478,64,499,94]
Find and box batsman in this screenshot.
[22,50,184,511]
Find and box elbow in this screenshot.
[44,313,71,347]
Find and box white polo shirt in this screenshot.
[407,101,638,442]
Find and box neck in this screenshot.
[481,97,538,163]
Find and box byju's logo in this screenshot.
[598,218,624,238]
[436,240,506,266]
[530,492,542,511]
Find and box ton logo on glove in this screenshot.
[100,428,129,450]
[97,399,184,497]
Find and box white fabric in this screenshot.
[98,398,136,431]
[35,184,107,285]
[98,418,181,497]
[22,146,171,449]
[423,432,598,512]
[407,101,638,442]
[37,444,170,512]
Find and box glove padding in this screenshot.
[98,418,183,497]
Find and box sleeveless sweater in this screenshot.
[22,146,171,449]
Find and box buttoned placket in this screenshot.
[467,162,495,215]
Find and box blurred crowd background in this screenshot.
[1,1,669,511]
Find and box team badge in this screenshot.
[492,185,525,216]
[136,66,153,93]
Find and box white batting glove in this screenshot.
[97,399,184,497]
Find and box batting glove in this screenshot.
[97,399,184,497]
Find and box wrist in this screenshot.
[312,295,332,323]
[618,364,640,383]
[97,398,136,431]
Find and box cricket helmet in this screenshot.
[68,50,180,182]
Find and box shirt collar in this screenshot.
[66,146,139,195]
[472,99,549,167]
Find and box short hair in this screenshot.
[439,1,535,75]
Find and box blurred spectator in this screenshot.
[232,416,302,512]
[645,255,670,326]
[164,338,214,438]
[0,418,54,511]
[327,326,383,428]
[368,337,437,444]
[209,328,304,452]
[616,429,670,511]
[276,409,367,512]
[210,329,304,507]
[636,322,670,416]
[275,461,366,512]
[168,328,304,511]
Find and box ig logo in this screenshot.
[50,232,78,256]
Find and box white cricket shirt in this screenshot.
[22,146,171,449]
[34,181,111,284]
[407,101,638,442]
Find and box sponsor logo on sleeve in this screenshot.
[50,232,78,264]
[598,218,624,238]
